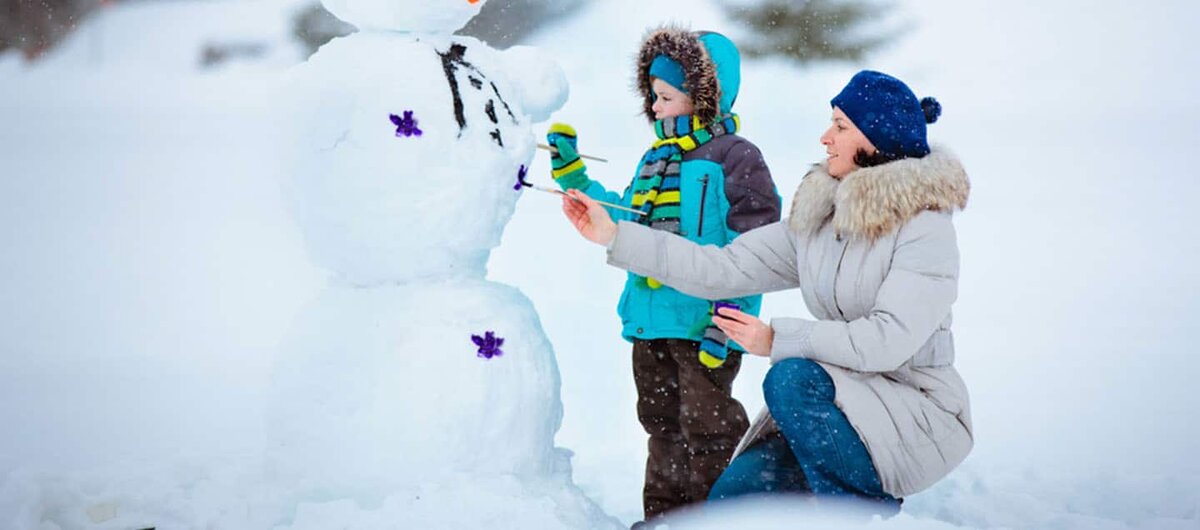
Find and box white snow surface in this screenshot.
[2,0,1199,529]
[495,45,570,123]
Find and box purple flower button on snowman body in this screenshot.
[471,331,504,359]
[390,111,423,138]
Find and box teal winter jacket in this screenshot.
[572,136,780,345]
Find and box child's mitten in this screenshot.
[699,301,740,368]
[547,123,589,190]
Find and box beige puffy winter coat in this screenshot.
[606,147,973,497]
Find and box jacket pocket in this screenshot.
[696,174,710,238]
[617,284,633,326]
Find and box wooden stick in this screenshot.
[524,184,646,216]
[537,143,609,163]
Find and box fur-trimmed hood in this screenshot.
[635,27,740,124]
[788,146,970,240]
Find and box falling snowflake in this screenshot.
[389,110,423,138]
[471,331,505,359]
[512,164,528,191]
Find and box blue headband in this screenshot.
[649,54,688,94]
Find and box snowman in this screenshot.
[267,0,610,526]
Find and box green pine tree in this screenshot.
[718,0,904,65]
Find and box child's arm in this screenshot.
[547,123,637,222]
[702,139,782,362]
[719,139,782,319]
[721,139,783,239]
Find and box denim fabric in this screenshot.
[709,358,900,513]
[707,432,808,498]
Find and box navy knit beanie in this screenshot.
[649,54,688,94]
[831,70,942,159]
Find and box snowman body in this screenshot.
[267,0,585,515]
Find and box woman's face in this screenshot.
[650,78,695,120]
[820,107,877,178]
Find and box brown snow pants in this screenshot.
[632,338,750,521]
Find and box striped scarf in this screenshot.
[631,113,740,232]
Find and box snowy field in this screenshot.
[2,0,1199,528]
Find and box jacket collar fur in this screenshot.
[636,27,722,124]
[788,146,970,241]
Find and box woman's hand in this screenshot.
[561,189,618,246]
[713,307,774,357]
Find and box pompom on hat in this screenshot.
[831,70,941,159]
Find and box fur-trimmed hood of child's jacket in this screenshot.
[636,27,741,124]
[788,146,970,241]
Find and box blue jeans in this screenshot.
[708,359,900,514]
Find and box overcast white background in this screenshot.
[2,0,1198,527]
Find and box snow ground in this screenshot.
[2,0,1199,528]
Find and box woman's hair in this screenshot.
[853,148,905,168]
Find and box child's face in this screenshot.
[650,79,695,120]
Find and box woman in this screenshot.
[560,70,973,512]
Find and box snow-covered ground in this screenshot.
[2,0,1198,528]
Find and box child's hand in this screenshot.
[547,123,589,190]
[712,307,773,357]
[561,189,617,246]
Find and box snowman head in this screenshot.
[322,0,487,33]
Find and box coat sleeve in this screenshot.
[721,139,782,234]
[769,211,960,373]
[580,165,641,223]
[606,219,801,299]
[716,139,780,326]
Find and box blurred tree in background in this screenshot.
[294,0,589,58]
[2,0,898,66]
[0,0,102,60]
[0,0,589,63]
[717,0,903,65]
[291,2,355,58]
[458,0,586,49]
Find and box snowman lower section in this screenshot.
[280,471,617,529]
[0,454,621,529]
[266,279,564,499]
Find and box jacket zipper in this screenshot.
[832,236,850,320]
[697,175,709,238]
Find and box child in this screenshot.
[546,27,781,522]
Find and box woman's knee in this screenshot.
[708,436,803,500]
[763,358,835,408]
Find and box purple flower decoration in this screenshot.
[471,331,505,359]
[513,164,529,191]
[389,110,423,138]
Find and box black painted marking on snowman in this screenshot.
[485,100,497,123]
[437,43,518,148]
